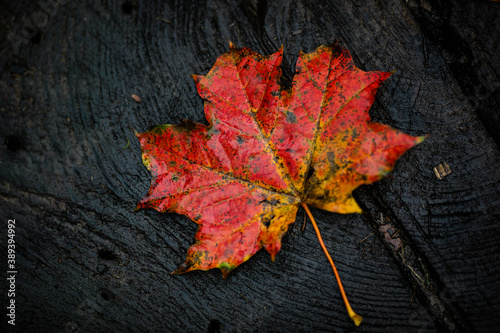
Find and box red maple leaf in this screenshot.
[135,42,424,325]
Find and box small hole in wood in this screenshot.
[97,249,118,261]
[99,288,115,301]
[208,319,221,333]
[5,135,23,152]
[122,1,135,14]
[30,31,42,44]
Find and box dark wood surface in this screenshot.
[1,1,499,332]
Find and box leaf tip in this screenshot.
[131,127,140,137]
[173,262,191,275]
[380,70,394,82]
[191,74,201,83]
[220,269,230,279]
[416,135,427,144]
[352,206,363,214]
[263,240,281,261]
[219,262,236,279]
[228,40,235,49]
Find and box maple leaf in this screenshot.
[135,42,424,325]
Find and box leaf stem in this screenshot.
[301,202,362,326]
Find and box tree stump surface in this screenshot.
[1,1,499,332]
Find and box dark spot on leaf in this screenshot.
[326,151,340,173]
[306,167,315,181]
[286,111,297,123]
[327,151,335,164]
[262,215,274,228]
[260,197,278,205]
[351,128,359,140]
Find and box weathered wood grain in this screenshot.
[1,0,499,332]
